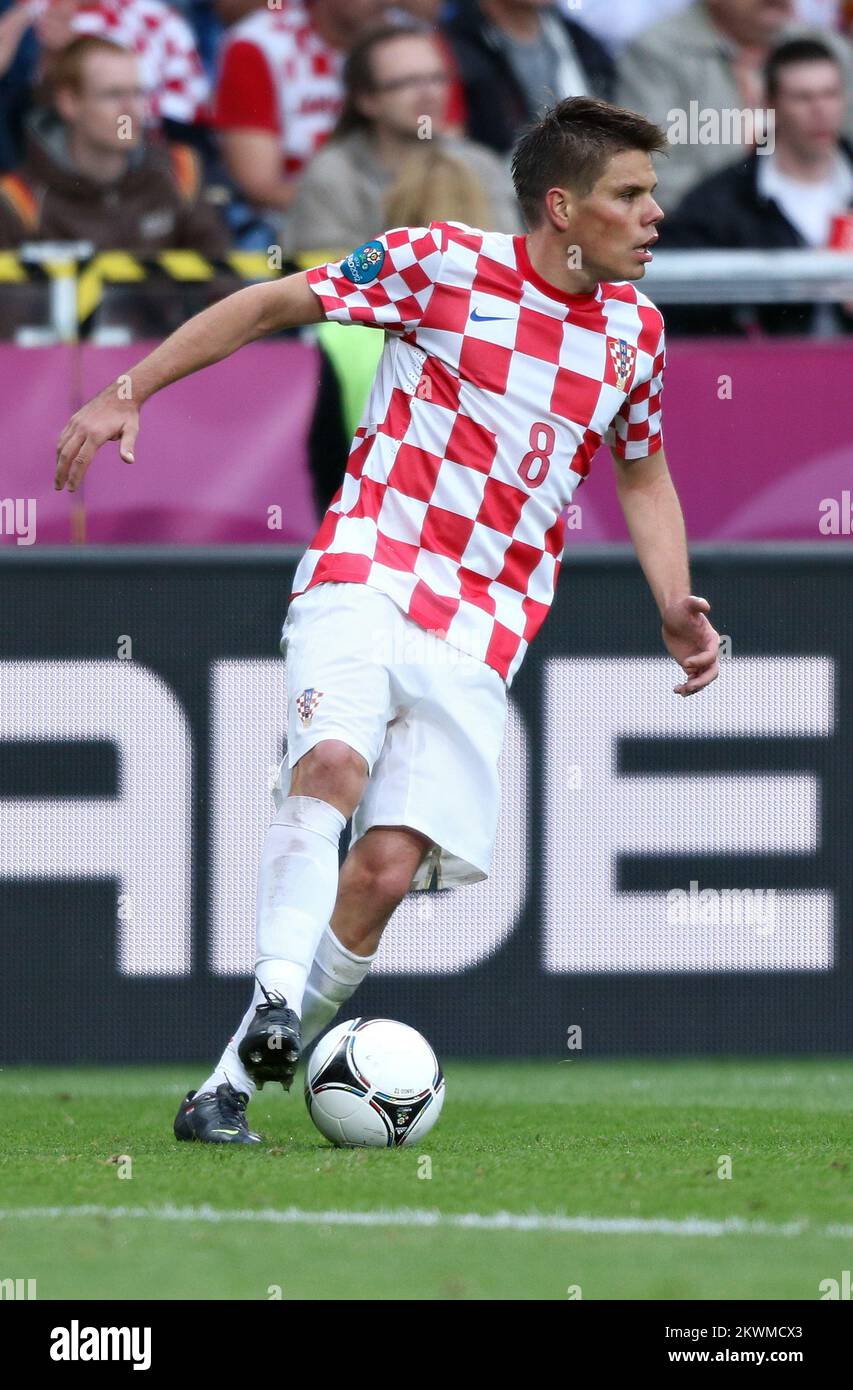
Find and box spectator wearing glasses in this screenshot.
[0,35,228,252]
[0,0,210,171]
[45,0,208,128]
[287,22,521,254]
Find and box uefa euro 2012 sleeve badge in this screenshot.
[609,337,637,392]
[341,240,385,285]
[296,687,324,727]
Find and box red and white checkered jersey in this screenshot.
[212,5,343,178]
[297,220,666,686]
[71,0,209,125]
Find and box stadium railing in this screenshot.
[3,245,853,341]
[644,249,853,305]
[0,241,285,344]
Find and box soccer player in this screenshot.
[54,96,720,1145]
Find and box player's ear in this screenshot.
[544,186,574,233]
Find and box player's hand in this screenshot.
[661,595,720,696]
[55,386,139,492]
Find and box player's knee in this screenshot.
[352,851,420,911]
[291,739,368,812]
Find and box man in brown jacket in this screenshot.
[0,34,228,255]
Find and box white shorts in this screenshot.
[272,581,508,890]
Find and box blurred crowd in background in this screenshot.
[1,0,853,337]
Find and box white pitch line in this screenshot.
[0,1205,851,1239]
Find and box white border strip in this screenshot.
[0,1205,851,1239]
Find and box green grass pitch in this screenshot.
[2,1058,851,1301]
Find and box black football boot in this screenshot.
[173,1081,262,1144]
[237,983,302,1091]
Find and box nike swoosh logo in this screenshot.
[470,308,514,322]
[211,1128,240,1135]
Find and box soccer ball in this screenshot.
[305,1017,445,1148]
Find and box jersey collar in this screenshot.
[514,235,601,308]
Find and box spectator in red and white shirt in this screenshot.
[211,0,384,221]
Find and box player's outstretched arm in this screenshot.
[610,446,720,697]
[54,271,325,492]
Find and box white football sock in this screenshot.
[254,794,347,1014]
[194,794,346,1099]
[301,924,378,1047]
